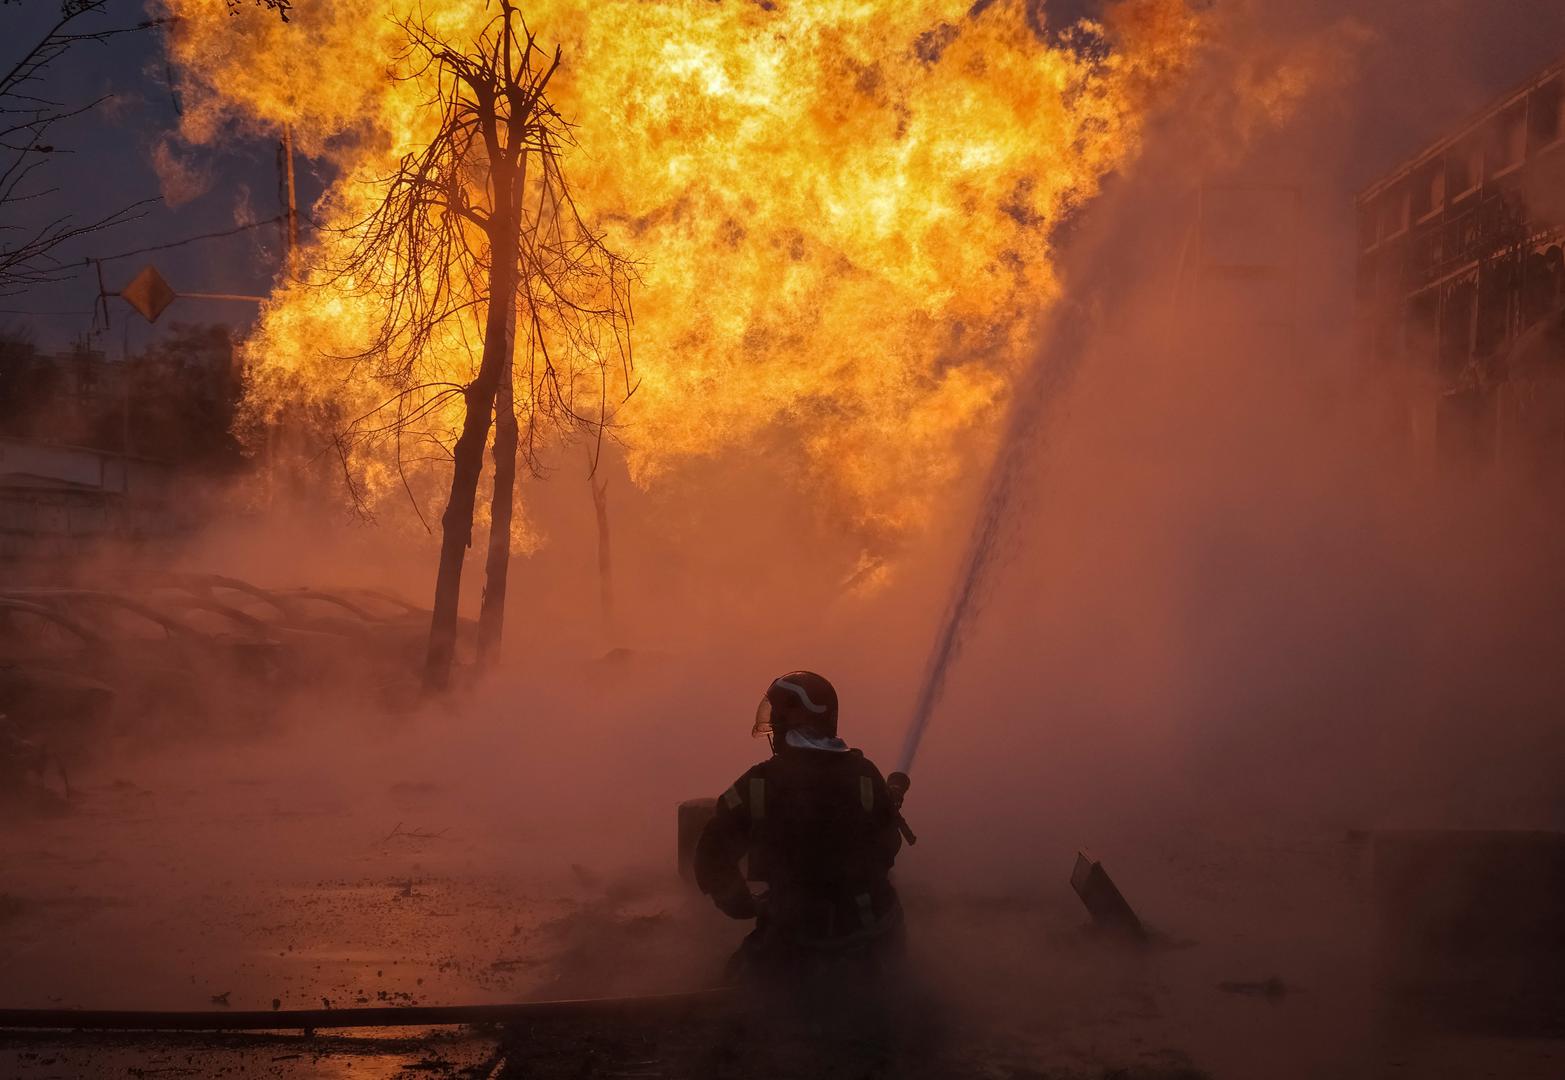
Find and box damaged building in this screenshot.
[1357,51,1565,469]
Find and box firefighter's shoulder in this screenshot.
[844,750,891,813]
[848,748,889,781]
[718,760,772,813]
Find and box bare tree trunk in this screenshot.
[423,385,494,691]
[424,200,519,692]
[590,466,615,644]
[353,8,627,691]
[477,321,519,666]
[476,153,528,668]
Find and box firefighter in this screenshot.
[694,671,909,981]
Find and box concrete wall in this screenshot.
[0,437,187,564]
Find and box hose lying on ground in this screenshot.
[0,987,731,1033]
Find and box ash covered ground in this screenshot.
[2,700,1560,1080]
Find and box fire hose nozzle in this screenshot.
[885,772,916,846]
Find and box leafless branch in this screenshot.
[0,2,168,293]
[319,0,636,495]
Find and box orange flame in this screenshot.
[161,0,1200,540]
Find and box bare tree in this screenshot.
[0,1,163,296]
[226,1,292,20]
[333,1,633,692]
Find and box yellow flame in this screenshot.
[161,0,1200,538]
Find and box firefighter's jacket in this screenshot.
[695,743,903,944]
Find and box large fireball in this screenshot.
[161,0,1199,539]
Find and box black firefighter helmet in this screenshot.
[752,670,839,741]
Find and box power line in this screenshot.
[87,214,286,264]
[0,308,96,316]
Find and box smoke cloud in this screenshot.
[7,3,1565,1077]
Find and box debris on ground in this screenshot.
[1217,977,1291,998]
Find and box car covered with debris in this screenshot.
[164,575,456,704]
[0,588,284,734]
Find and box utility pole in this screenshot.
[266,123,301,506]
[280,124,299,277]
[590,465,615,645]
[121,321,131,482]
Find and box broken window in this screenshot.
[1447,137,1483,201]
[1410,223,1444,280]
[1411,160,1445,220]
[1522,244,1565,324]
[1439,274,1477,375]
[1487,102,1528,177]
[1529,78,1564,152]
[1474,260,1518,357]
[1407,289,1440,367]
[1380,183,1410,240]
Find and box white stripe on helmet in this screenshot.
[773,677,829,714]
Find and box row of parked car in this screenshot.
[0,574,458,754]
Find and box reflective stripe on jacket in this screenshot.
[695,745,902,937]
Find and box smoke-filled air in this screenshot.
[2,1,1564,1078]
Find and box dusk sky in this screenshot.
[7,1,1565,353]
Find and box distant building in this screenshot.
[1355,52,1565,469]
[0,325,243,567]
[0,437,186,564]
[0,326,241,461]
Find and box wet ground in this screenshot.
[2,736,1561,1079]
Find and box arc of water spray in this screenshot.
[897,307,1092,774]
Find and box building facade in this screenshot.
[0,325,243,568]
[1356,53,1565,469]
[0,437,188,565]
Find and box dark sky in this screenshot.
[1324,0,1565,182]
[3,1,317,355]
[2,0,1563,353]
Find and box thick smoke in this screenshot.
[7,3,1565,1076]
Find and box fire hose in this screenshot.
[0,987,731,1033]
[887,770,917,846]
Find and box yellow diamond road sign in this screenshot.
[120,264,177,323]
